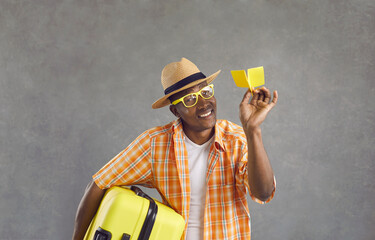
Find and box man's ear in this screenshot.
[169,105,180,118]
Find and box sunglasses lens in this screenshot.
[183,94,197,107]
[201,86,213,99]
[181,85,214,107]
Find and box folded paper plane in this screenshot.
[231,66,265,94]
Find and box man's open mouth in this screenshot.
[198,109,213,118]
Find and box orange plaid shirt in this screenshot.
[93,118,275,240]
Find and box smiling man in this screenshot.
[73,58,278,240]
[169,81,217,145]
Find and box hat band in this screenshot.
[164,72,206,95]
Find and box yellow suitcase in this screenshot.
[84,186,185,240]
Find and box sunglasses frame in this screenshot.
[171,84,214,108]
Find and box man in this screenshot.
[72,57,277,240]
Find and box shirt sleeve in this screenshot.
[93,130,153,189]
[236,148,276,205]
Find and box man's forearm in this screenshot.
[72,181,106,240]
[246,127,274,201]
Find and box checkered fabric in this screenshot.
[93,118,275,240]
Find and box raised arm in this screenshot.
[239,87,278,201]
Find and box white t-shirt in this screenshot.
[184,133,213,240]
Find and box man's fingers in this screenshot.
[259,90,265,102]
[250,89,260,105]
[262,87,271,103]
[241,89,252,105]
[244,87,277,108]
[269,90,278,108]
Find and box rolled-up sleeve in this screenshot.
[93,130,153,189]
[236,151,276,204]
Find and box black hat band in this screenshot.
[164,72,206,95]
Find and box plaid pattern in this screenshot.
[93,118,275,240]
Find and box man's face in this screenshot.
[169,81,217,133]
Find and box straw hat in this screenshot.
[152,58,221,109]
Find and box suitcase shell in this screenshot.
[84,186,185,240]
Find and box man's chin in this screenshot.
[198,114,216,129]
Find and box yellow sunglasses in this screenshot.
[171,84,214,108]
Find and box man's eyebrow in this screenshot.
[180,81,207,95]
[198,82,206,88]
[180,89,189,95]
[187,82,207,93]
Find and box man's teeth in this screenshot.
[199,111,212,117]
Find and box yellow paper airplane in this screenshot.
[231,66,265,94]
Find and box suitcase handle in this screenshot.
[130,186,158,240]
[130,186,155,203]
[93,227,112,240]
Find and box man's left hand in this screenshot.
[239,87,278,133]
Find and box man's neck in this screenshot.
[182,126,215,145]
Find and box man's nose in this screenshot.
[196,94,209,108]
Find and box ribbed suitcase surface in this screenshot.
[84,186,185,240]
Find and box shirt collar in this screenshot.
[213,121,226,152]
[172,118,226,152]
[172,118,184,135]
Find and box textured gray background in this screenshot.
[1,0,374,239]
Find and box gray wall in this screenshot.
[1,0,374,239]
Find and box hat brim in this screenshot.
[152,70,221,109]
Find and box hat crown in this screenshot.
[152,57,220,109]
[161,58,201,90]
